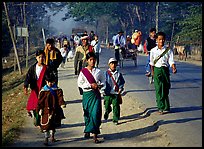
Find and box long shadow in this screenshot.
[111,105,202,125]
[102,117,202,141]
[65,99,82,105]
[59,122,85,129]
[118,107,158,124]
[57,116,201,146]
[170,106,202,113]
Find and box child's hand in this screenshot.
[27,111,32,118]
[24,87,28,95]
[172,67,177,74]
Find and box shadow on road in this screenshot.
[101,116,202,142]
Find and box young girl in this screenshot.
[37,72,66,146]
[24,50,47,127]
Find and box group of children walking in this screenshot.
[24,47,125,145]
[24,30,177,146]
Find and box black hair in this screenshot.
[36,49,45,57]
[63,44,68,48]
[86,52,96,60]
[150,28,156,33]
[45,72,56,82]
[46,38,55,45]
[156,32,166,39]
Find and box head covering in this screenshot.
[81,33,89,40]
[108,58,118,64]
[135,29,138,32]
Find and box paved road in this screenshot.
[9,47,202,147]
[99,47,202,147]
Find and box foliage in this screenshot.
[175,5,202,44]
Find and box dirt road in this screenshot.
[10,60,175,147]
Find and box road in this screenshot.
[99,47,202,147]
[10,47,202,147]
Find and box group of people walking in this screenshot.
[23,27,177,146]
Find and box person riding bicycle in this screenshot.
[113,30,126,62]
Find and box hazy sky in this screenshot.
[49,8,79,36]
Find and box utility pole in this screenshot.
[23,2,29,68]
[156,2,159,33]
[106,24,109,45]
[170,22,175,49]
[42,28,46,46]
[3,2,22,75]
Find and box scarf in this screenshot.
[44,47,57,65]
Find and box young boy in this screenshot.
[145,28,157,77]
[149,32,177,115]
[24,49,47,127]
[36,72,66,146]
[103,58,125,125]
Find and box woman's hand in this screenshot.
[91,83,98,90]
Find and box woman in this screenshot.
[77,52,105,143]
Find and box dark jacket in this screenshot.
[47,47,63,71]
[146,37,157,52]
[24,63,47,90]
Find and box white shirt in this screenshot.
[74,35,80,46]
[91,40,101,53]
[77,67,105,92]
[36,64,43,80]
[113,34,126,48]
[60,47,67,57]
[149,45,175,68]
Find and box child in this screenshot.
[36,72,66,146]
[24,49,47,127]
[149,32,177,115]
[103,58,125,125]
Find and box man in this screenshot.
[91,35,101,68]
[44,38,63,85]
[145,28,157,77]
[74,34,94,75]
[113,30,126,62]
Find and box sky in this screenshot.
[48,7,80,36]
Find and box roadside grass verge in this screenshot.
[2,68,29,146]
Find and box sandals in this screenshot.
[94,138,101,144]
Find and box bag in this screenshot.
[137,44,144,52]
[118,94,122,104]
[67,50,74,59]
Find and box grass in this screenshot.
[2,66,31,146]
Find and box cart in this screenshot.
[119,48,137,68]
